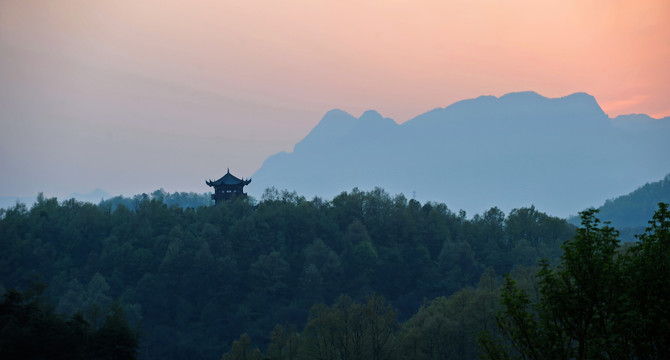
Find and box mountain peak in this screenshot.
[557,92,606,118]
[499,91,544,101]
[496,91,600,105]
[293,109,397,153]
[292,109,357,152]
[493,91,606,119]
[357,110,397,127]
[360,109,383,120]
[559,92,598,104]
[564,91,593,98]
[323,108,354,120]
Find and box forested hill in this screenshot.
[0,188,574,360]
[568,173,670,240]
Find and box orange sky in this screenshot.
[1,0,669,197]
[3,0,669,118]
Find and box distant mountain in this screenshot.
[251,92,670,218]
[0,189,213,212]
[68,188,111,204]
[0,189,111,210]
[99,189,212,211]
[0,195,37,210]
[568,173,670,233]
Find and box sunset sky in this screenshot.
[1,0,669,200]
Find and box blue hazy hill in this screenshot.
[251,92,670,218]
[568,173,670,229]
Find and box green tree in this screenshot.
[363,293,397,360]
[483,209,623,359]
[482,205,670,360]
[301,298,354,360]
[267,325,301,360]
[90,302,140,360]
[221,333,263,360]
[249,251,290,298]
[397,269,499,360]
[623,202,670,358]
[0,288,138,360]
[301,294,396,360]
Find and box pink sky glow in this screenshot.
[1,0,669,198]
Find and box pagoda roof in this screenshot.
[206,169,252,187]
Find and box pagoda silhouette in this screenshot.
[206,169,251,204]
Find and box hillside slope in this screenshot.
[568,173,670,240]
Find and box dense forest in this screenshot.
[0,287,139,359]
[2,187,660,359]
[0,187,572,359]
[218,204,670,360]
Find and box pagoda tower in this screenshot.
[206,169,252,204]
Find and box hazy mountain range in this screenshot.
[250,92,670,218]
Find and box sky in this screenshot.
[1,0,669,200]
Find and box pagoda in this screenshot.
[206,169,252,204]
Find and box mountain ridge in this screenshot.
[251,91,670,217]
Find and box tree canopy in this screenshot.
[1,187,578,359]
[481,203,670,360]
